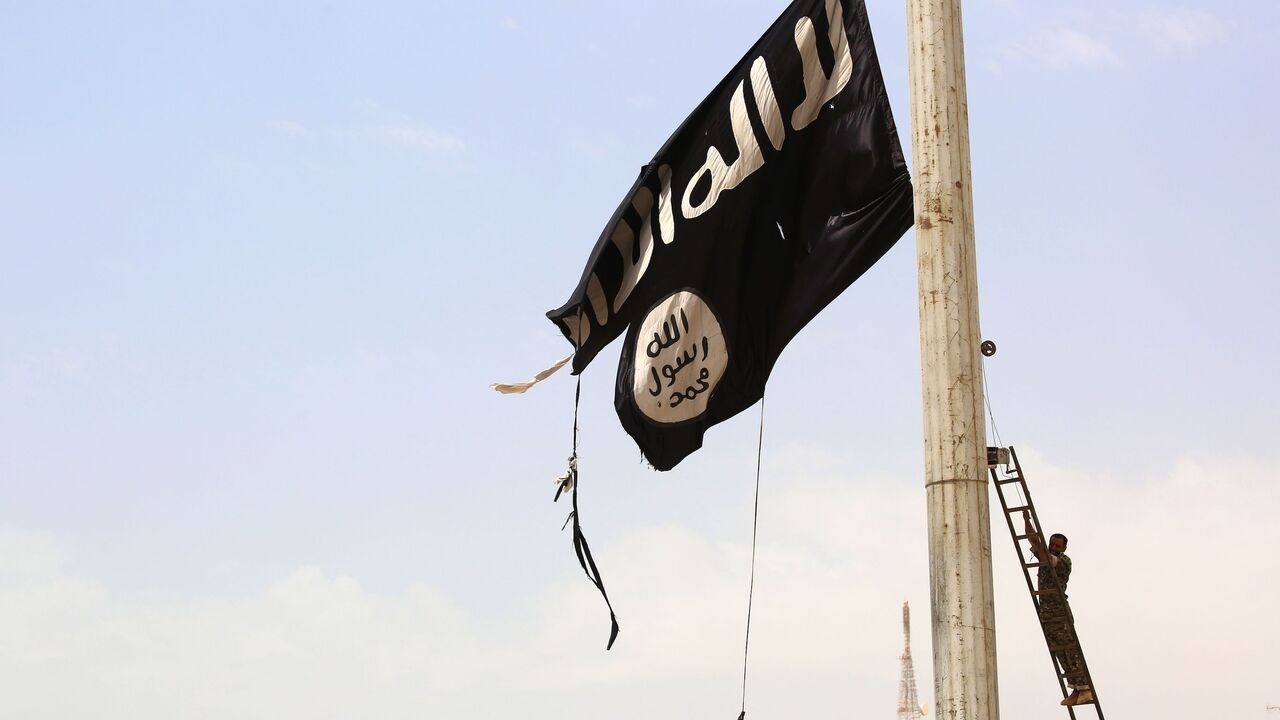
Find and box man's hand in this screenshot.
[1023,510,1047,563]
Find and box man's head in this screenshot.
[1049,533,1068,554]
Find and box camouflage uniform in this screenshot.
[1038,551,1088,690]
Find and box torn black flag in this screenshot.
[547,0,913,470]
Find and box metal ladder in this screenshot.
[990,446,1105,719]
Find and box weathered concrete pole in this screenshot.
[904,0,999,717]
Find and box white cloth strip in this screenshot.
[489,353,574,394]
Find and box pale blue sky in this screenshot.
[2,1,1277,717]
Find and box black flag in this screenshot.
[547,0,913,470]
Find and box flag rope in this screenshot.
[557,312,620,650]
[980,357,1004,450]
[980,358,1027,508]
[739,395,766,720]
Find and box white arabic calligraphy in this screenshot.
[560,0,853,338]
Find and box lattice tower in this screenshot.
[896,601,926,720]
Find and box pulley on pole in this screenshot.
[904,0,999,718]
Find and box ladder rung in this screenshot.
[1005,504,1031,513]
[1057,672,1093,686]
[1032,589,1063,596]
[1024,562,1043,568]
[1014,533,1031,540]
[1047,643,1079,653]
[995,476,1023,485]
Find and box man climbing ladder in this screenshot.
[991,446,1104,716]
[1024,512,1093,707]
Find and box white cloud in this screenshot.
[499,15,521,31]
[1140,7,1228,50]
[368,124,465,155]
[0,528,66,577]
[2,448,1276,718]
[0,333,129,399]
[265,119,315,139]
[347,99,465,158]
[0,559,482,718]
[263,109,465,159]
[1024,27,1122,69]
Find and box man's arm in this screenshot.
[1023,511,1057,566]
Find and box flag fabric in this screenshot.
[547,0,913,471]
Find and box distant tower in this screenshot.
[897,601,927,720]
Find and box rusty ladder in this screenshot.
[990,446,1105,719]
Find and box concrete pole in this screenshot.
[903,0,999,718]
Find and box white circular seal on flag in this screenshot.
[631,290,728,424]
